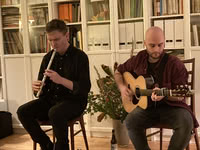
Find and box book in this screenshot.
[77,30,83,50]
[58,3,72,23]
[192,24,199,46]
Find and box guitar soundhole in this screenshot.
[135,88,141,99]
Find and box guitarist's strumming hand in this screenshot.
[119,84,134,102]
[151,87,165,101]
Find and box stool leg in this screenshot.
[33,141,37,150]
[80,117,89,150]
[52,131,55,143]
[186,144,190,150]
[194,128,200,150]
[160,128,163,150]
[70,125,75,150]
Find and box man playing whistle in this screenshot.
[17,19,91,150]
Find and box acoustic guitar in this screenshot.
[122,72,194,113]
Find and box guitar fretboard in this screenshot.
[136,88,171,96]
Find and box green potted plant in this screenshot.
[85,63,130,146]
[85,62,127,123]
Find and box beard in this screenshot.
[150,52,161,59]
[148,52,162,63]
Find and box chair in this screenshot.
[146,58,200,150]
[33,113,89,150]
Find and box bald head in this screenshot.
[144,26,165,63]
[145,26,165,41]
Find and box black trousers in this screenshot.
[17,97,87,150]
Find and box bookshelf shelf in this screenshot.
[87,20,110,25]
[190,13,200,17]
[3,54,26,58]
[118,17,143,23]
[54,0,79,2]
[67,22,82,26]
[3,27,21,30]
[29,25,46,28]
[150,14,184,19]
[28,3,48,7]
[1,4,20,8]
[191,46,200,51]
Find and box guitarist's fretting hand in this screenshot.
[151,87,165,101]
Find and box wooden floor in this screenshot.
[0,133,197,150]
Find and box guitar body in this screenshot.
[122,72,193,113]
[123,72,148,113]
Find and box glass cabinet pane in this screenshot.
[27,2,49,53]
[117,0,143,19]
[190,15,200,47]
[87,23,110,51]
[87,0,110,22]
[69,25,83,50]
[1,2,24,54]
[57,1,81,23]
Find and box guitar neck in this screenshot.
[139,89,171,96]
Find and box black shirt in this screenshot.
[147,61,167,108]
[38,45,91,103]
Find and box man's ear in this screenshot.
[66,32,70,41]
[144,40,147,48]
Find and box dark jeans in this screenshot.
[17,98,86,150]
[125,105,193,150]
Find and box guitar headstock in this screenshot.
[171,85,194,97]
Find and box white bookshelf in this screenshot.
[0,0,200,138]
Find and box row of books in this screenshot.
[191,0,200,13]
[69,27,83,50]
[153,0,183,16]
[3,28,82,54]
[58,3,81,23]
[87,0,109,21]
[154,19,184,48]
[2,7,20,28]
[30,30,50,53]
[1,0,19,5]
[118,0,143,19]
[3,31,23,54]
[29,6,49,26]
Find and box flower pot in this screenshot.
[112,119,129,146]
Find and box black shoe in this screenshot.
[40,140,54,150]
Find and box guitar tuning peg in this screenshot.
[180,85,184,88]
